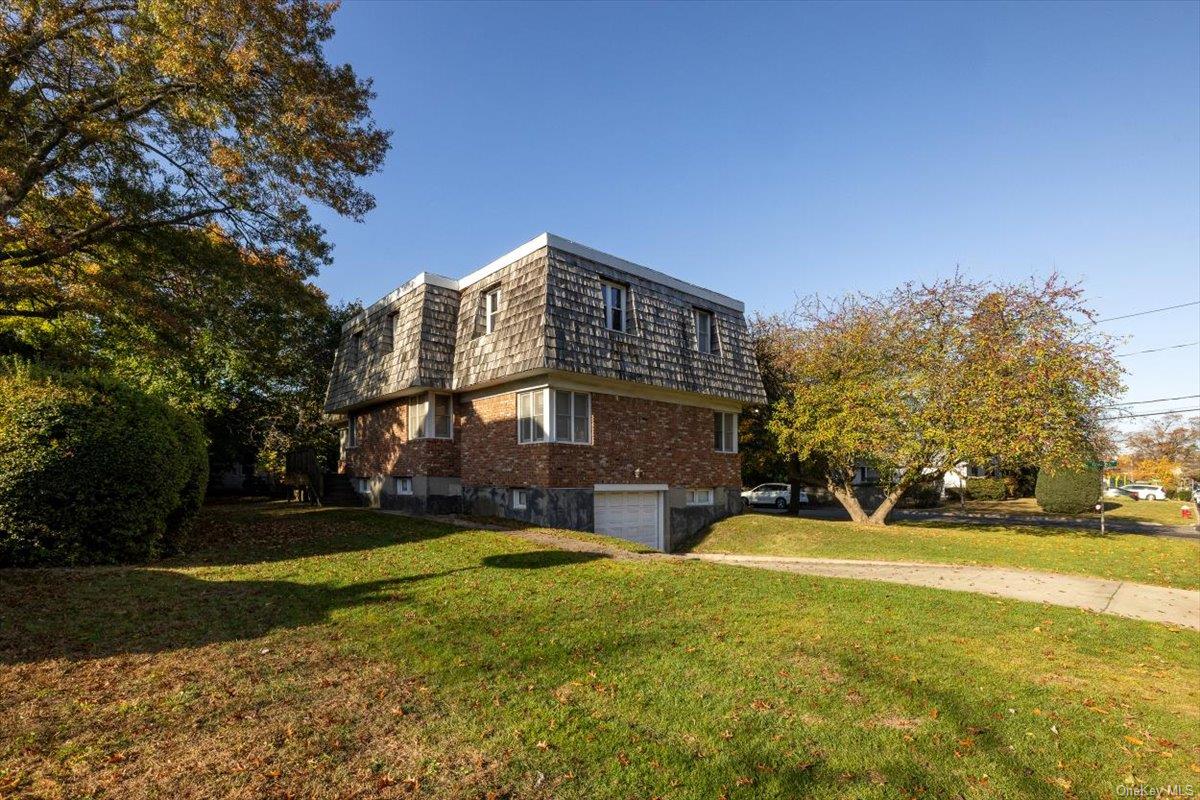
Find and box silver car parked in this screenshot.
[741,483,809,509]
[1119,483,1168,501]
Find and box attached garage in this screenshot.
[593,485,665,551]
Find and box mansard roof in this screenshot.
[324,234,766,413]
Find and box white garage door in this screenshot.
[594,490,663,550]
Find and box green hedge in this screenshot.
[965,476,1007,501]
[1034,466,1100,514]
[0,362,208,566]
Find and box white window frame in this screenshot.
[552,390,591,444]
[686,488,714,506]
[517,388,548,444]
[602,281,627,332]
[383,311,397,353]
[484,288,501,334]
[346,414,358,448]
[408,392,453,440]
[353,477,370,494]
[394,476,413,495]
[518,388,593,445]
[695,308,716,354]
[512,488,529,510]
[714,411,738,453]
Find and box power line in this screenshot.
[1105,394,1200,407]
[1093,300,1200,324]
[1101,407,1200,421]
[1115,341,1199,357]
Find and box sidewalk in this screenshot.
[684,553,1200,629]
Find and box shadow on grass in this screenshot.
[0,566,475,665]
[482,550,608,569]
[166,501,464,568]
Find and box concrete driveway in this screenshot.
[501,527,1200,630]
[684,553,1200,630]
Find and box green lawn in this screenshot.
[958,496,1197,527]
[690,512,1200,590]
[2,501,1198,799]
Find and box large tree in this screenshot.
[1,0,388,338]
[765,275,1123,525]
[1123,415,1200,483]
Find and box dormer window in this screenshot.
[602,282,627,332]
[695,309,717,354]
[349,331,363,366]
[484,287,501,334]
[382,311,397,353]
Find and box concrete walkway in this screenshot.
[376,511,1200,629]
[684,553,1200,630]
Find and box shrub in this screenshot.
[965,476,1007,501]
[902,481,943,508]
[162,408,209,555]
[1171,488,1193,502]
[0,361,208,566]
[1034,466,1101,514]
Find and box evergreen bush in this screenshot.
[1034,466,1101,514]
[0,361,207,566]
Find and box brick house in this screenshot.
[324,233,765,551]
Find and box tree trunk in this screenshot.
[787,454,803,515]
[867,483,910,525]
[827,477,872,524]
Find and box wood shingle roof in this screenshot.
[324,235,766,413]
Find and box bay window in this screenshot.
[408,392,453,439]
[518,388,592,444]
[517,389,547,443]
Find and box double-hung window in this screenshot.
[394,476,413,495]
[553,390,591,444]
[383,311,397,353]
[695,308,717,354]
[517,389,547,443]
[518,388,592,444]
[602,282,627,332]
[408,392,453,439]
[714,411,738,453]
[686,488,714,506]
[484,287,501,334]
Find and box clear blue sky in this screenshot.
[311,1,1200,430]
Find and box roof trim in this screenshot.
[543,234,744,313]
[343,232,746,331]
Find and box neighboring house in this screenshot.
[942,462,987,491]
[324,233,766,551]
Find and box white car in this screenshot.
[1120,483,1168,501]
[741,483,808,509]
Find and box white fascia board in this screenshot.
[455,233,551,290]
[594,484,669,492]
[343,231,747,332]
[544,234,745,313]
[342,270,459,332]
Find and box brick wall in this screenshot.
[457,392,550,486]
[341,398,459,478]
[457,390,741,488]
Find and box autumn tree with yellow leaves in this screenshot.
[764,275,1123,525]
